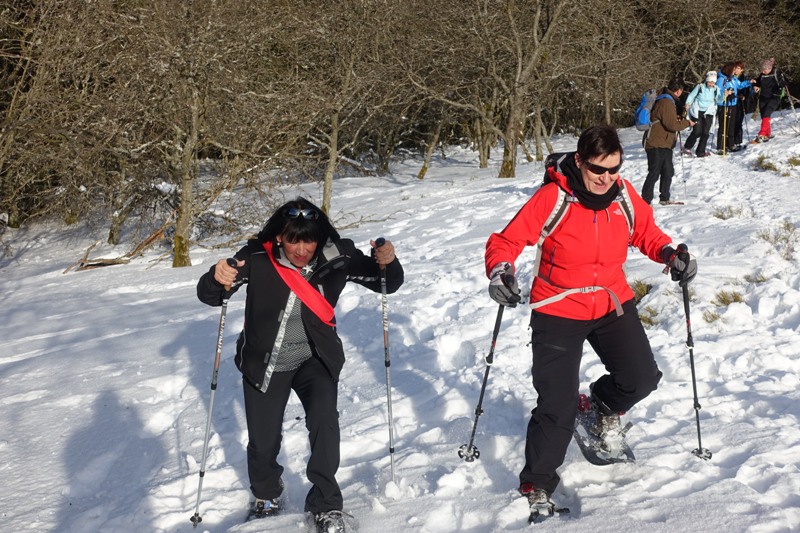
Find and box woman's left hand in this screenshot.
[371,239,396,266]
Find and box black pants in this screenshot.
[684,113,714,155]
[641,147,674,204]
[519,300,662,494]
[242,356,342,513]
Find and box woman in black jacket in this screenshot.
[197,197,403,531]
[754,57,786,143]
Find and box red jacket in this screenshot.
[485,168,672,320]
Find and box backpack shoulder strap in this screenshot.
[533,187,575,277]
[615,180,635,240]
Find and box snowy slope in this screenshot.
[2,113,800,533]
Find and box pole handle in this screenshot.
[223,257,238,292]
[375,237,386,271]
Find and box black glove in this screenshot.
[488,262,522,307]
[661,244,697,287]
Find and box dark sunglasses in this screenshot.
[285,207,319,220]
[583,160,623,175]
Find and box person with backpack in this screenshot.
[641,77,694,206]
[683,71,719,157]
[484,124,697,517]
[716,61,757,153]
[753,57,786,143]
[196,198,403,532]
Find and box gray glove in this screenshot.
[661,244,697,287]
[488,262,522,307]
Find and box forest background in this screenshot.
[1,0,799,267]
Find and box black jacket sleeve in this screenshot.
[343,240,404,294]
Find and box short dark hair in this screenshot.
[667,76,684,92]
[257,197,339,245]
[576,124,624,162]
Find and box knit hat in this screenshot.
[760,58,775,72]
[705,71,717,83]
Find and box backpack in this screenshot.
[634,89,674,131]
[534,153,635,280]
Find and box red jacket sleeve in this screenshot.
[485,183,559,276]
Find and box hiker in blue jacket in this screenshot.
[716,62,756,153]
[683,71,719,157]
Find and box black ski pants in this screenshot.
[641,147,674,204]
[242,355,342,513]
[684,113,714,155]
[519,299,662,494]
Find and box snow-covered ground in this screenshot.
[2,113,800,533]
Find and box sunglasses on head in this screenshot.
[583,160,623,175]
[285,207,319,220]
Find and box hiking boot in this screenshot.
[520,483,553,513]
[682,148,692,156]
[249,497,281,519]
[697,151,711,158]
[314,510,346,533]
[588,395,624,442]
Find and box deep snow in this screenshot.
[2,113,800,533]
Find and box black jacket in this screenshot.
[197,237,404,392]
[756,70,785,117]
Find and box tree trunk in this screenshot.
[498,95,525,178]
[417,121,442,180]
[321,110,339,215]
[603,67,612,125]
[172,88,201,268]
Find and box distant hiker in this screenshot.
[196,197,403,531]
[753,57,786,143]
[716,61,756,153]
[641,77,694,206]
[683,71,719,157]
[484,124,697,516]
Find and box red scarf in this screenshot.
[262,241,335,326]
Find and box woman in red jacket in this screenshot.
[485,125,696,515]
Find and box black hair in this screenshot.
[576,124,624,162]
[256,197,340,245]
[667,76,684,92]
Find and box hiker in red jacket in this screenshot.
[197,197,403,531]
[485,124,696,513]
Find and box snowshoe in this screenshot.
[247,497,281,520]
[519,483,569,524]
[314,510,347,532]
[573,394,635,465]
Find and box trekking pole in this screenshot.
[722,106,729,156]
[375,237,397,483]
[676,245,712,461]
[677,130,687,199]
[742,102,751,143]
[458,304,504,462]
[785,85,800,133]
[191,258,238,528]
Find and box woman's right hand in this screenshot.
[214,258,244,288]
